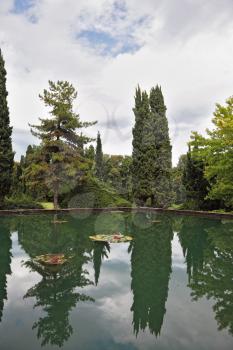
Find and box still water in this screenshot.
[0,211,232,350]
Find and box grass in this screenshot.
[39,202,54,209]
[168,203,184,210]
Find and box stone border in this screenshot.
[0,207,233,219]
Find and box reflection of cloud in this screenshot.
[1,226,233,350]
[172,234,186,269]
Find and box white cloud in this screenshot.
[1,0,233,164]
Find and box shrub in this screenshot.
[60,177,131,208]
[4,194,43,209]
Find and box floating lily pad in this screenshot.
[34,254,68,265]
[89,233,133,243]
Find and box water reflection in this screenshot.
[17,215,94,347]
[129,213,173,336]
[0,218,12,322]
[92,241,110,286]
[0,212,232,349]
[178,217,210,282]
[178,217,233,335]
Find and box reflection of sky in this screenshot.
[0,231,232,349]
[172,233,186,269]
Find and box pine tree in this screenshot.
[95,131,103,180]
[0,49,14,206]
[29,80,96,208]
[132,85,172,207]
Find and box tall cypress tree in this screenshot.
[95,131,103,180]
[0,49,14,206]
[132,85,172,207]
[149,86,172,207]
[132,86,152,205]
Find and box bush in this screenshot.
[60,177,131,208]
[4,195,43,209]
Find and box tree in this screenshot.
[101,155,132,200]
[132,86,152,205]
[85,144,95,160]
[149,86,173,207]
[189,96,233,209]
[171,154,187,205]
[132,85,172,207]
[0,49,14,207]
[182,147,211,210]
[29,80,96,208]
[95,131,103,180]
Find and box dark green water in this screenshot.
[0,211,232,350]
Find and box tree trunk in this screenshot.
[54,190,59,210]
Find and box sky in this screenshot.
[0,0,233,164]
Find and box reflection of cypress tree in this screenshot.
[0,219,12,322]
[187,221,233,335]
[129,213,173,336]
[18,215,95,347]
[177,217,210,282]
[93,242,110,285]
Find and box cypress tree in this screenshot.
[132,85,172,207]
[0,49,14,206]
[95,131,103,180]
[149,86,172,207]
[132,86,152,205]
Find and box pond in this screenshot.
[0,211,232,350]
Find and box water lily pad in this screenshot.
[89,233,133,243]
[34,254,68,265]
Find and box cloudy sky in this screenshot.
[1,0,233,164]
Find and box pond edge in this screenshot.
[0,207,233,219]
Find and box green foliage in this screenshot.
[95,131,103,180]
[61,176,131,208]
[0,49,14,207]
[132,85,173,207]
[102,154,132,200]
[85,144,95,161]
[189,96,233,209]
[29,81,96,208]
[182,148,211,210]
[4,194,43,209]
[171,154,187,205]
